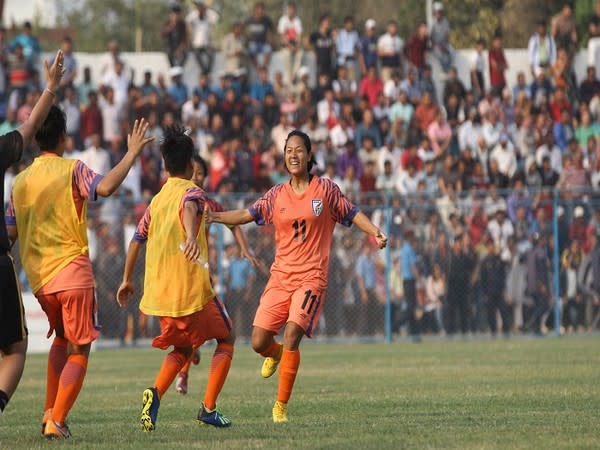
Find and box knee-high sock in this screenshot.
[260,340,282,359]
[154,350,187,399]
[203,343,233,410]
[277,349,300,404]
[45,337,68,411]
[51,354,88,424]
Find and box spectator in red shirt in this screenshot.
[359,160,377,192]
[488,34,508,97]
[550,88,571,123]
[359,65,383,108]
[405,22,428,75]
[414,91,439,133]
[80,90,103,147]
[400,141,423,172]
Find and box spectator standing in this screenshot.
[488,35,508,97]
[101,59,130,108]
[99,87,122,148]
[480,237,511,336]
[99,39,126,77]
[430,2,453,73]
[54,37,78,95]
[471,39,486,100]
[551,2,577,62]
[527,21,557,77]
[79,134,111,176]
[277,2,303,84]
[358,19,378,77]
[226,244,256,339]
[77,67,96,108]
[80,91,103,147]
[526,233,552,334]
[377,20,403,83]
[222,22,246,75]
[10,21,40,66]
[336,16,360,80]
[60,87,81,149]
[309,14,335,79]
[400,232,421,339]
[187,0,219,75]
[162,4,188,67]
[405,22,429,76]
[356,240,379,335]
[445,234,472,335]
[245,2,273,70]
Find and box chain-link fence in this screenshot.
[9,187,600,343]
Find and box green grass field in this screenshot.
[1,336,599,449]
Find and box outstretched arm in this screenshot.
[207,207,254,226]
[96,119,154,197]
[116,240,143,307]
[352,211,387,249]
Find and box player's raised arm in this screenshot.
[16,49,64,147]
[352,211,388,249]
[96,119,154,197]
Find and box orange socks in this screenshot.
[260,341,282,359]
[203,343,234,410]
[154,350,187,398]
[277,349,300,404]
[45,337,68,411]
[51,354,88,424]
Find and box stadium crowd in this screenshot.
[4,1,600,340]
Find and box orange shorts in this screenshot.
[253,276,325,338]
[36,288,100,345]
[152,297,232,350]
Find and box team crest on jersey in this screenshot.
[311,199,323,216]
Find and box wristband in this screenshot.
[45,87,56,97]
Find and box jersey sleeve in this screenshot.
[73,160,104,201]
[248,184,283,226]
[0,130,23,171]
[181,187,207,211]
[133,205,151,243]
[322,178,358,227]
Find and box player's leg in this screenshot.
[44,288,99,439]
[197,298,234,427]
[272,286,325,423]
[35,293,68,434]
[0,339,27,416]
[251,280,291,378]
[0,255,28,417]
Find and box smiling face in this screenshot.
[284,135,309,176]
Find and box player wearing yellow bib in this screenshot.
[6,112,153,439]
[117,126,235,431]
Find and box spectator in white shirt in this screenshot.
[101,59,130,107]
[181,91,208,128]
[378,136,402,174]
[335,16,360,79]
[99,39,126,77]
[60,86,81,148]
[317,87,340,127]
[527,20,557,77]
[377,20,404,82]
[376,160,396,194]
[277,2,303,84]
[99,86,122,147]
[490,133,517,178]
[487,207,514,250]
[458,106,481,153]
[396,163,423,195]
[186,0,219,75]
[79,134,111,175]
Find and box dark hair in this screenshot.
[283,129,316,172]
[35,105,66,151]
[192,154,208,177]
[160,125,194,175]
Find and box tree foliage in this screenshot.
[49,0,597,52]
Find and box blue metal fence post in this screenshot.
[552,188,561,336]
[384,192,393,343]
